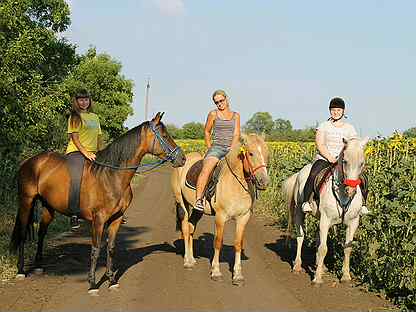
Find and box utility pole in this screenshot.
[145,77,150,120]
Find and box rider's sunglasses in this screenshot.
[214,98,226,105]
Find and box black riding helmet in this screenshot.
[329,97,345,110]
[75,88,90,99]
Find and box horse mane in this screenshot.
[92,122,147,172]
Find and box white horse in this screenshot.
[282,137,368,284]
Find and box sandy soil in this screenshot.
[0,167,395,311]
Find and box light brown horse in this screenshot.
[171,134,270,285]
[9,112,185,293]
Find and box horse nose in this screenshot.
[346,186,355,196]
[257,174,270,189]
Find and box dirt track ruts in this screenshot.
[0,167,394,311]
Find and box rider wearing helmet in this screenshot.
[301,97,369,215]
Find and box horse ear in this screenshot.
[360,136,369,149]
[151,112,161,124]
[240,133,248,145]
[160,112,165,120]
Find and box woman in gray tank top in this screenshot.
[191,89,241,217]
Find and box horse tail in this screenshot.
[282,173,298,243]
[9,161,38,254]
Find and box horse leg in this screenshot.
[106,216,122,289]
[341,218,359,283]
[88,215,105,293]
[34,208,55,271]
[14,194,36,279]
[293,212,305,273]
[232,211,250,286]
[211,213,226,281]
[181,214,195,268]
[312,215,330,284]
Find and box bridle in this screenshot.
[239,146,267,184]
[225,145,267,193]
[93,121,180,171]
[337,148,362,188]
[148,121,181,163]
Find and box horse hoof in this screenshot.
[34,268,44,275]
[16,274,25,280]
[292,268,303,274]
[340,278,352,284]
[109,283,120,291]
[311,280,323,287]
[232,277,245,287]
[211,274,223,282]
[184,260,195,269]
[88,289,99,296]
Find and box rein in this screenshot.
[93,121,180,173]
[224,145,267,198]
[330,148,363,222]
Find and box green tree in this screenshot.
[62,48,134,140]
[244,112,274,135]
[0,0,77,159]
[403,127,416,138]
[166,123,182,139]
[181,122,204,139]
[273,118,292,132]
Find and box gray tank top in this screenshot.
[212,112,236,148]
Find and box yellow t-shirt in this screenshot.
[66,112,102,154]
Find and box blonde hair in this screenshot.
[212,89,228,101]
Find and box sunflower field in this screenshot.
[177,134,416,310]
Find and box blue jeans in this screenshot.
[204,145,229,160]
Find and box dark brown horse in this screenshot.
[9,112,185,293]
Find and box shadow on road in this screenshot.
[173,232,249,273]
[29,223,176,285]
[264,235,316,280]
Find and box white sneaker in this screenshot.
[360,205,369,216]
[302,202,312,213]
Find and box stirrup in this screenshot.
[70,215,80,230]
[302,202,312,213]
[193,198,204,212]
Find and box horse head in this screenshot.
[146,112,186,168]
[340,137,369,197]
[239,133,270,190]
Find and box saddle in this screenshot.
[312,163,368,213]
[185,159,224,209]
[64,152,85,216]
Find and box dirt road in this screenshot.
[0,167,394,311]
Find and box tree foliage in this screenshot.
[62,48,134,140]
[244,112,274,135]
[181,122,205,139]
[244,112,315,142]
[0,0,134,212]
[403,127,416,138]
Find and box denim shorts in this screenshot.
[204,145,230,160]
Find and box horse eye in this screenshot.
[249,152,254,156]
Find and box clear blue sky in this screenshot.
[64,1,415,138]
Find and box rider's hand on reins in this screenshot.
[84,151,96,161]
